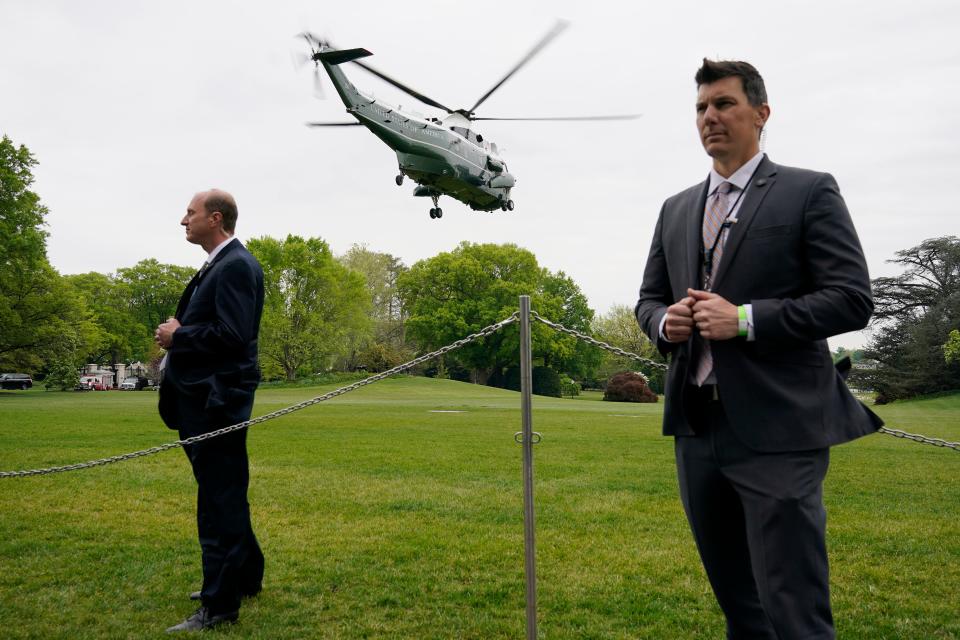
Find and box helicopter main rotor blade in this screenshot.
[467,20,569,115]
[298,31,330,49]
[306,121,363,127]
[350,60,454,114]
[472,114,641,121]
[297,31,452,113]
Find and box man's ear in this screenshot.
[756,103,771,129]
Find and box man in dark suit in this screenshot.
[635,60,882,639]
[155,189,265,632]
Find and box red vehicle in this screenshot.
[77,376,107,391]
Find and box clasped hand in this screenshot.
[664,288,739,342]
[155,317,181,349]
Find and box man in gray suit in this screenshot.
[635,59,882,639]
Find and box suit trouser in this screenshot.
[181,428,264,615]
[675,389,834,640]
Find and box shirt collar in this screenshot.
[708,151,765,195]
[205,236,237,264]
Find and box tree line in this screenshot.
[851,236,960,402]
[4,135,955,401]
[0,136,662,394]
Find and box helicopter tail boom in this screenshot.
[318,48,373,66]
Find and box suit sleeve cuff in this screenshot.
[658,313,669,341]
[744,304,755,341]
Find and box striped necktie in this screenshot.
[695,181,733,386]
[701,181,733,290]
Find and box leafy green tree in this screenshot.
[0,136,46,269]
[857,236,960,401]
[338,244,411,370]
[0,263,104,372]
[399,242,537,384]
[248,235,370,381]
[591,304,665,391]
[66,272,154,364]
[945,329,960,364]
[339,244,407,325]
[115,259,195,332]
[398,242,595,384]
[0,136,102,372]
[45,359,81,391]
[538,270,601,380]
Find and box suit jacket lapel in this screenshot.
[711,158,778,290]
[174,238,239,320]
[174,273,200,320]
[686,179,711,290]
[207,238,239,268]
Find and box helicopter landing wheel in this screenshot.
[429,208,436,219]
[395,174,404,186]
[435,207,442,219]
[506,199,515,211]
[501,204,507,211]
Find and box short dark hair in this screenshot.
[695,58,767,107]
[203,190,238,233]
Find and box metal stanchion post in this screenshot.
[519,295,538,639]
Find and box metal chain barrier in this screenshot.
[876,427,960,451]
[530,311,668,371]
[2,306,956,479]
[531,312,960,452]
[0,313,519,478]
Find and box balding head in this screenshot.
[198,189,239,234]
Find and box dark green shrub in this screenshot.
[532,366,561,398]
[498,365,562,397]
[560,375,581,397]
[502,365,521,392]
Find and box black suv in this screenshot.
[0,373,33,390]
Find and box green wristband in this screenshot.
[737,305,748,337]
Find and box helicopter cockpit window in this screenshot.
[451,126,488,146]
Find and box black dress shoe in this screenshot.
[190,586,261,601]
[166,606,239,633]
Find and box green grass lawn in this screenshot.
[0,379,957,639]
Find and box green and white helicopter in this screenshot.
[299,22,638,220]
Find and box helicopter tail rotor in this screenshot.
[296,30,455,113]
[295,32,335,98]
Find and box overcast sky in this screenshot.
[3,0,958,349]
